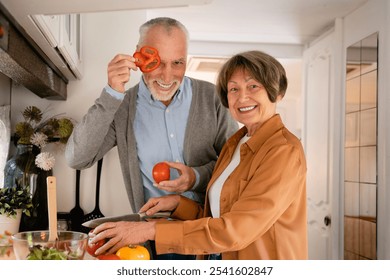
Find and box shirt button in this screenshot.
[166,109,170,113]
[170,133,174,138]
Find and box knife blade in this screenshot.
[81,211,171,228]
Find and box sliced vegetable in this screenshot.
[133,46,161,73]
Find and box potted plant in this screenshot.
[4,105,74,231]
[0,182,34,234]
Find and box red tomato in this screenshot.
[152,162,170,183]
[97,254,120,260]
[86,231,106,257]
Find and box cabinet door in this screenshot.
[58,14,83,79]
[31,15,60,48]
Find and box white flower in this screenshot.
[35,152,55,171]
[30,132,48,149]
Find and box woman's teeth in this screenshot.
[239,106,256,112]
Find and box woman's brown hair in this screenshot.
[216,50,288,108]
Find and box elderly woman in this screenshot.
[91,50,308,260]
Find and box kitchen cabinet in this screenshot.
[0,10,67,100]
[59,14,83,79]
[32,13,83,79]
[1,0,212,82]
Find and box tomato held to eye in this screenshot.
[116,245,150,260]
[133,46,161,73]
[152,162,170,183]
[86,230,106,257]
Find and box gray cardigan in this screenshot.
[65,78,238,212]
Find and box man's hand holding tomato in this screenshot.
[153,161,196,194]
[139,194,180,216]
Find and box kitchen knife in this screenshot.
[81,211,171,228]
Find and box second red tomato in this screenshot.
[97,254,120,260]
[152,162,170,183]
[86,231,106,257]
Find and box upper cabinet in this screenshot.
[0,0,213,100]
[32,14,83,79]
[0,0,212,82]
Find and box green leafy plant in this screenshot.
[15,106,74,145]
[13,106,74,171]
[0,183,34,218]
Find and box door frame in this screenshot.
[343,0,390,260]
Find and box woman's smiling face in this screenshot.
[227,68,279,136]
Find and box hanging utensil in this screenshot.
[47,176,58,242]
[69,169,84,232]
[81,158,104,232]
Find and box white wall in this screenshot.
[10,10,146,216]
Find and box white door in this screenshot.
[303,23,344,259]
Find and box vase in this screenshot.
[4,144,38,188]
[3,144,51,231]
[0,105,11,188]
[0,209,22,235]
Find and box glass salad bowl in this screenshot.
[12,230,88,260]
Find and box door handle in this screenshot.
[324,216,331,226]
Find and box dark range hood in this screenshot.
[0,7,67,100]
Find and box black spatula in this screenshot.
[81,158,104,232]
[69,169,84,232]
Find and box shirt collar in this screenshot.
[245,114,284,153]
[227,114,284,154]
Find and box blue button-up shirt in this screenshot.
[105,77,200,203]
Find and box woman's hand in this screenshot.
[91,221,156,255]
[140,194,180,216]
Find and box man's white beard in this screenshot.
[151,90,176,102]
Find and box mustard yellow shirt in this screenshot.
[155,114,308,260]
